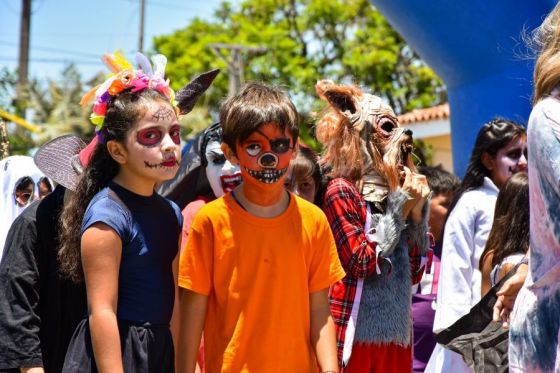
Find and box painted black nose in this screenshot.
[404,128,413,136]
[258,153,278,168]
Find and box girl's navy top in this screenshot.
[81,181,182,325]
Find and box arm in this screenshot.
[171,249,181,368]
[81,223,123,373]
[480,252,494,297]
[493,262,528,327]
[433,198,477,332]
[310,289,339,373]
[406,186,431,285]
[323,180,406,278]
[177,289,208,373]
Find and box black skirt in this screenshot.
[62,319,174,373]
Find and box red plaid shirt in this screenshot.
[323,178,425,364]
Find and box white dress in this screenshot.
[425,177,499,373]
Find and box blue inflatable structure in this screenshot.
[370,0,557,176]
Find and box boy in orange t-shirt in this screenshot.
[177,82,345,373]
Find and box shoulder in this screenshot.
[458,184,497,206]
[87,186,127,214]
[326,177,358,195]
[157,194,183,221]
[197,196,228,216]
[190,196,229,228]
[449,187,495,223]
[534,96,560,124]
[530,96,560,143]
[82,187,131,234]
[324,177,362,205]
[292,194,332,233]
[293,194,327,219]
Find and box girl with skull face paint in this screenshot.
[426,118,527,373]
[57,52,217,373]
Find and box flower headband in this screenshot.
[80,51,176,130]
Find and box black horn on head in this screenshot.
[176,69,220,115]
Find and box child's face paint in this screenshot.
[205,140,242,197]
[235,123,294,185]
[122,101,182,183]
[488,136,528,189]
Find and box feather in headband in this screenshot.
[80,51,176,129]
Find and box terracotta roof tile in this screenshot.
[398,103,449,124]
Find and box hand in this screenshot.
[493,264,528,328]
[401,167,430,223]
[409,174,430,224]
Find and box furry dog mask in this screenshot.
[315,80,414,205]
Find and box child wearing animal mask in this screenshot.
[315,80,431,372]
[177,82,345,373]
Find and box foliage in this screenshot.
[153,0,447,148]
[0,65,104,154]
[0,67,35,154]
[27,64,96,142]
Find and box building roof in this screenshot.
[398,102,449,124]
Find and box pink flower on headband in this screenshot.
[92,102,107,116]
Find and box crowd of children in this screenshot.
[1,3,560,372]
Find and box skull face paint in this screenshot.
[204,140,242,197]
[121,101,181,183]
[236,123,294,185]
[487,136,528,188]
[137,124,181,147]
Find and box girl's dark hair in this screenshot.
[447,118,526,216]
[290,146,324,206]
[38,176,53,192]
[479,172,529,270]
[15,176,34,192]
[58,88,169,282]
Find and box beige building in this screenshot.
[398,103,453,173]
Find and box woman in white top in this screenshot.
[480,172,529,295]
[426,118,528,373]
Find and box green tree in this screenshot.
[0,65,98,154]
[27,64,95,142]
[153,0,446,145]
[0,67,35,154]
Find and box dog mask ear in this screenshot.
[315,80,357,119]
[176,69,220,115]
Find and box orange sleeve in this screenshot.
[308,216,346,293]
[178,212,214,295]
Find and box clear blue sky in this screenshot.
[0,0,226,83]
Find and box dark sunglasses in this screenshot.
[255,129,293,154]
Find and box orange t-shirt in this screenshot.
[178,193,345,372]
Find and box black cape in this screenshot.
[0,185,87,372]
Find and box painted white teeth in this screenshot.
[244,167,287,183]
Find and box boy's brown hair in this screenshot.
[220,82,299,153]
